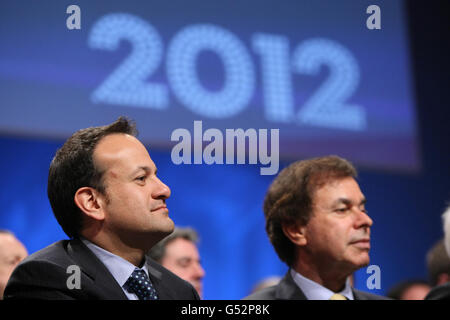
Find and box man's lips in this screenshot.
[350,239,370,249]
[151,204,168,212]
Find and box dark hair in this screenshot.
[47,117,137,238]
[386,280,430,300]
[264,155,357,267]
[426,239,450,286]
[0,229,14,236]
[146,227,199,262]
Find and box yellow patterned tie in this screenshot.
[329,293,348,300]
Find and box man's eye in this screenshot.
[177,259,191,268]
[136,176,146,182]
[336,208,348,213]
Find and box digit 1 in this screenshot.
[252,33,294,122]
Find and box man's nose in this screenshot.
[355,209,373,229]
[194,263,205,279]
[153,177,171,199]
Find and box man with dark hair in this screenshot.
[245,155,386,300]
[5,117,199,300]
[147,226,205,298]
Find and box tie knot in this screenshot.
[132,269,148,279]
[329,293,348,300]
[124,268,159,300]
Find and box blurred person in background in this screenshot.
[386,280,431,300]
[0,230,27,299]
[147,226,205,298]
[427,205,450,300]
[426,238,450,287]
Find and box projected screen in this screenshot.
[0,0,418,171]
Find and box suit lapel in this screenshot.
[353,288,382,300]
[145,259,177,299]
[67,239,128,300]
[353,289,364,300]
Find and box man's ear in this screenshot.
[282,222,308,246]
[74,187,105,221]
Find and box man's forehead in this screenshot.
[0,234,25,252]
[313,177,364,200]
[94,133,155,170]
[95,133,141,153]
[0,233,16,244]
[167,239,198,254]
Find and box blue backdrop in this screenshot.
[0,1,449,299]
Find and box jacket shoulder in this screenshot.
[425,283,450,300]
[4,240,88,299]
[353,289,391,300]
[243,285,277,300]
[24,240,71,263]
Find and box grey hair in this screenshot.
[443,205,450,258]
[146,226,199,262]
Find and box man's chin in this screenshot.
[166,219,175,233]
[154,216,175,234]
[344,254,370,273]
[138,220,175,243]
[354,255,370,269]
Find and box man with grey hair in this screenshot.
[444,205,450,259]
[426,239,450,287]
[426,205,450,300]
[147,226,205,298]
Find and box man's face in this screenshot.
[160,238,205,298]
[401,284,431,300]
[93,134,173,247]
[0,233,28,299]
[302,177,372,275]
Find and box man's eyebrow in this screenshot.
[333,197,367,206]
[130,166,153,176]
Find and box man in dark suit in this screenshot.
[4,117,199,300]
[245,156,387,300]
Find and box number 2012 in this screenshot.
[88,13,366,131]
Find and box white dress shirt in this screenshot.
[290,269,354,300]
[81,238,150,300]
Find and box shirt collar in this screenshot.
[81,238,149,287]
[290,269,354,300]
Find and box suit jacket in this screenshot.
[4,239,200,300]
[425,283,450,300]
[244,270,388,300]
